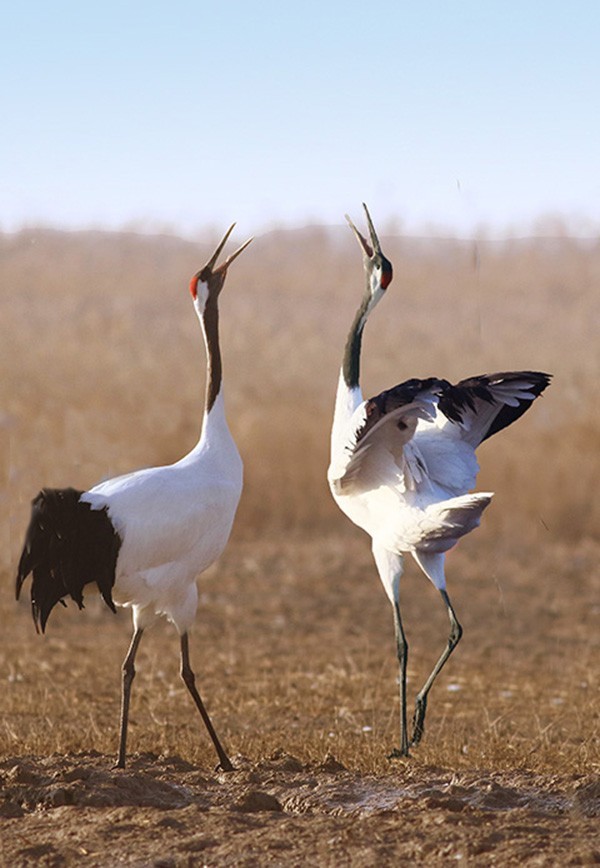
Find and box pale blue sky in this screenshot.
[2,1,600,236]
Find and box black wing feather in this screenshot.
[358,377,445,444]
[439,371,552,444]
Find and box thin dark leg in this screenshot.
[411,588,462,746]
[115,627,144,769]
[180,632,234,772]
[389,600,410,759]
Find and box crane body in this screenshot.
[328,205,551,756]
[17,225,252,770]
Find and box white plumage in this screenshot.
[328,204,551,757]
[84,394,242,635]
[17,224,252,770]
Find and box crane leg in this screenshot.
[411,588,462,746]
[389,598,411,758]
[371,545,410,759]
[115,627,144,769]
[180,632,234,772]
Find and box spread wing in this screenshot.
[330,378,445,496]
[438,371,551,447]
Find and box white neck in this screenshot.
[199,390,231,447]
[330,369,363,458]
[184,300,236,460]
[180,387,241,480]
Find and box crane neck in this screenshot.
[342,292,370,390]
[200,295,223,420]
[331,292,370,454]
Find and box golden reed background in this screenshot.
[2,223,598,562]
[0,223,598,775]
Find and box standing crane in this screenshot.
[328,204,550,757]
[16,224,252,771]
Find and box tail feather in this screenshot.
[16,487,121,633]
[417,492,494,553]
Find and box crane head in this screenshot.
[189,224,253,306]
[345,203,393,299]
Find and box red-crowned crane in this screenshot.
[16,224,252,771]
[328,204,551,757]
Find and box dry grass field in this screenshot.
[1,223,599,864]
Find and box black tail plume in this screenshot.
[16,487,122,633]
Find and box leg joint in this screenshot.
[396,634,408,663]
[181,662,195,688]
[450,620,463,647]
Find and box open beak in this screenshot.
[196,224,254,280]
[345,203,382,258]
[215,233,254,275]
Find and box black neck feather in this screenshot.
[342,293,369,389]
[202,296,222,414]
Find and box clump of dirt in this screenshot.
[1,751,598,866]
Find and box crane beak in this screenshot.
[214,234,254,275]
[362,203,382,254]
[204,223,237,272]
[194,225,254,286]
[345,203,382,258]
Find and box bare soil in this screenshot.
[1,750,599,867]
[2,537,599,866]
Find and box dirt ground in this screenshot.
[1,750,599,867]
[2,536,599,866]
